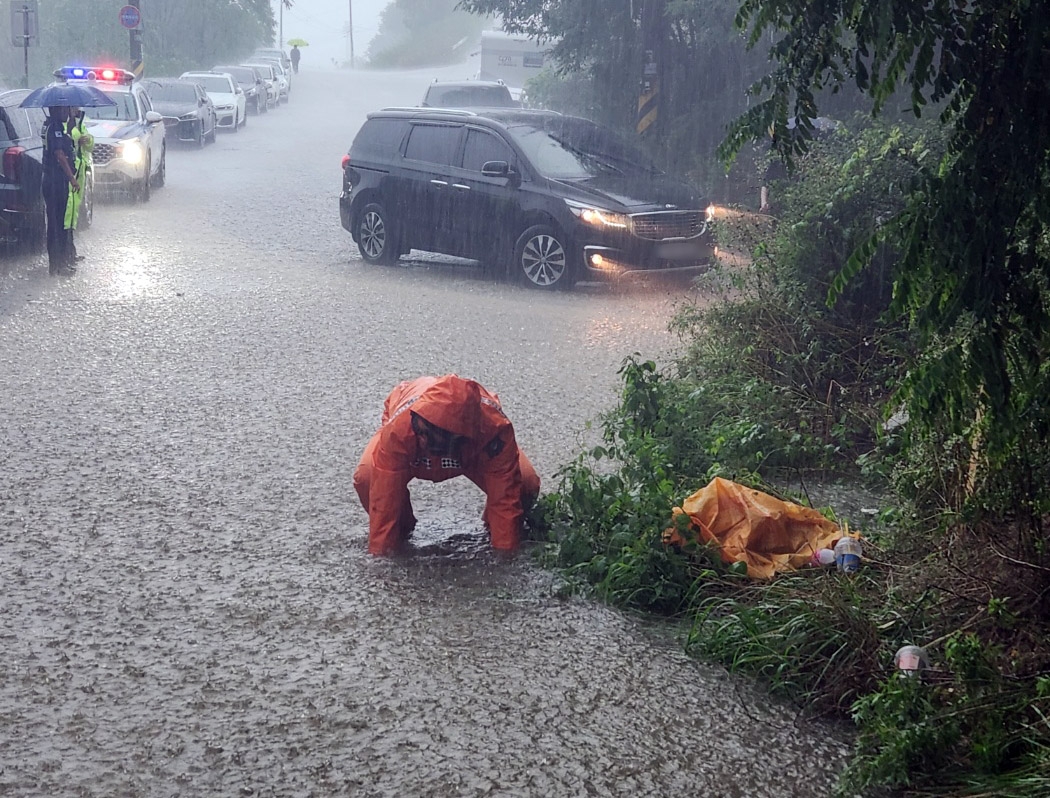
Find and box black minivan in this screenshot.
[0,89,45,247]
[339,108,715,290]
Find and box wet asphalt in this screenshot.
[0,65,851,796]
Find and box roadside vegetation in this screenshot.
[458,1,1050,794]
[527,114,1050,795]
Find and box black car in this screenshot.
[0,90,95,247]
[213,65,267,115]
[0,89,45,246]
[339,108,715,289]
[421,80,520,109]
[142,78,217,147]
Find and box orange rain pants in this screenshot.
[352,375,540,556]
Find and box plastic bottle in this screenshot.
[834,535,863,574]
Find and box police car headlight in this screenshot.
[179,113,197,121]
[120,140,144,165]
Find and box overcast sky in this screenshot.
[272,0,390,68]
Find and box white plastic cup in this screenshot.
[895,645,929,677]
[834,536,863,574]
[809,548,836,566]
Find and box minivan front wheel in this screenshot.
[513,224,575,289]
[356,202,400,265]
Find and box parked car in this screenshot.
[420,80,520,109]
[252,47,291,74]
[248,58,290,103]
[0,88,45,246]
[54,66,165,203]
[241,63,279,109]
[339,108,716,290]
[213,65,267,115]
[180,71,246,131]
[142,78,217,148]
[0,94,95,242]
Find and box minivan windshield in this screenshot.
[504,118,660,180]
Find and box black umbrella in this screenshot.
[20,83,116,108]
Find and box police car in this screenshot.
[53,67,166,202]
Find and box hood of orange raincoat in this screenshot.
[407,374,481,439]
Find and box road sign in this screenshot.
[119,4,140,29]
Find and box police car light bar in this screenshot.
[54,66,136,84]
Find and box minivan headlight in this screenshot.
[120,140,144,165]
[566,200,628,229]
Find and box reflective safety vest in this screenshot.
[64,114,92,230]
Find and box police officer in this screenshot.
[64,108,92,262]
[41,105,80,275]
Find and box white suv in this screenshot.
[54,66,167,202]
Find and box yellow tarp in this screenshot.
[664,477,840,579]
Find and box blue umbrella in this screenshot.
[20,83,116,108]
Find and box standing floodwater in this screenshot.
[0,66,850,795]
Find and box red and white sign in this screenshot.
[118,5,140,29]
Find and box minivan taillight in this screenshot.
[341,154,350,169]
[3,146,24,182]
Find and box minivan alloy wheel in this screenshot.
[356,202,399,264]
[516,225,570,288]
[361,211,385,258]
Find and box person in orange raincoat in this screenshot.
[353,375,540,556]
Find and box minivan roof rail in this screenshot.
[380,106,478,116]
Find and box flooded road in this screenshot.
[0,65,850,795]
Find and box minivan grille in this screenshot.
[630,211,706,240]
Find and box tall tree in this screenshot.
[458,0,791,185]
[0,0,278,85]
[367,0,488,67]
[721,0,1050,505]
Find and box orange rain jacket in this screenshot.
[353,375,540,556]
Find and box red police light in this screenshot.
[55,65,138,85]
[341,154,350,169]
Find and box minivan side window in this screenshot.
[404,124,460,166]
[462,128,514,172]
[352,118,409,161]
[0,108,16,143]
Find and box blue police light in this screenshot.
[54,65,136,85]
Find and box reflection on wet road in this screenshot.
[0,66,849,795]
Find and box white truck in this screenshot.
[475,30,549,102]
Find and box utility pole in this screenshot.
[347,0,354,68]
[128,0,143,77]
[11,1,38,88]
